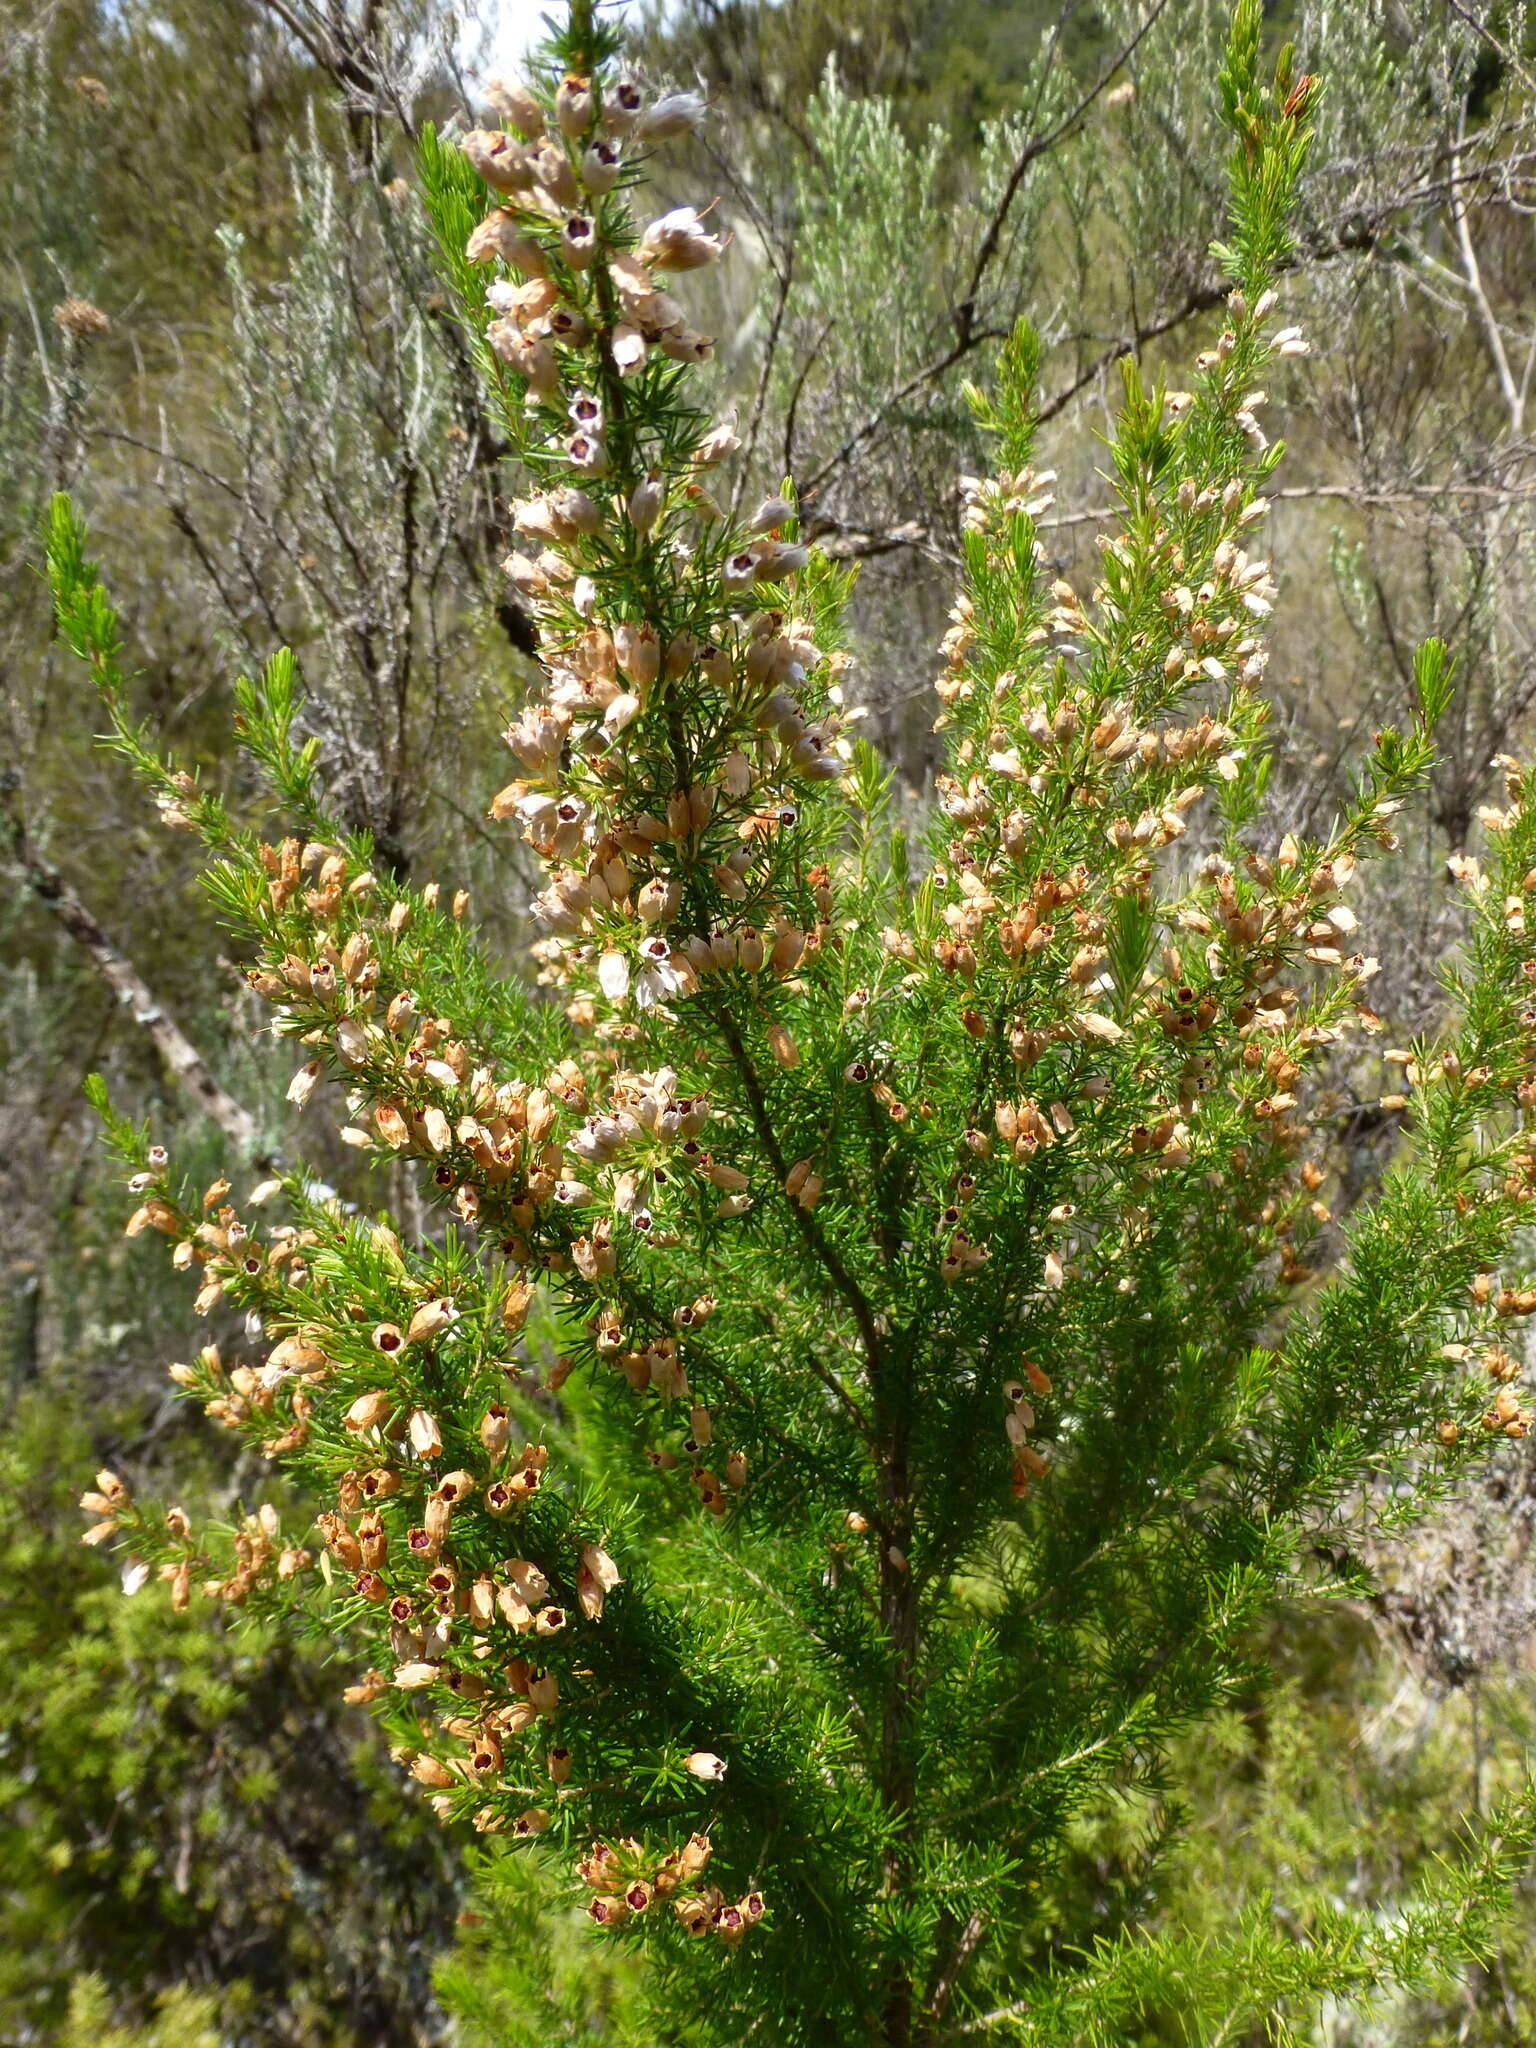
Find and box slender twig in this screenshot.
[1446,0,1536,103]
[734,249,794,515]
[706,1000,880,1428]
[797,1,1173,505]
[1036,278,1229,425]
[1451,119,1523,431]
[955,0,1173,348]
[1036,479,1536,530]
[800,326,1011,498]
[941,2000,1031,2038]
[926,1910,987,2031]
[803,516,963,569]
[782,316,835,481]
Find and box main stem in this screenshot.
[875,1342,919,2047]
[703,998,919,2037]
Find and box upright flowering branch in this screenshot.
[49,3,1536,2040]
[434,9,853,1014]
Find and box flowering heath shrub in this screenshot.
[51,3,1536,2039]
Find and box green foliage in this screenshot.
[1009,1806,1536,2048]
[1026,1605,1536,2046]
[55,1977,220,2048]
[965,317,1043,478]
[0,1376,457,2047]
[34,5,1536,2046]
[439,1846,668,2047]
[1212,0,1321,298]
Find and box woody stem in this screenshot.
[875,1386,919,2048]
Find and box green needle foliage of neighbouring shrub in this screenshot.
[0,1377,458,2048]
[45,3,1536,2040]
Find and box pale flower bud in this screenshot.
[636,90,706,140]
[484,76,546,139]
[286,1059,322,1108]
[692,418,741,464]
[461,129,534,195]
[507,1559,550,1606]
[527,1669,559,1713]
[614,620,661,688]
[748,494,794,533]
[611,322,647,372]
[754,539,809,581]
[660,326,715,364]
[604,80,644,133]
[598,950,631,1002]
[407,1297,458,1345]
[603,692,641,738]
[531,141,579,207]
[561,215,598,269]
[628,471,665,533]
[409,1409,444,1460]
[555,73,594,137]
[767,1022,800,1068]
[489,322,560,397]
[576,1564,605,1621]
[583,1544,622,1596]
[637,877,681,924]
[566,430,608,475]
[486,274,556,320]
[582,139,622,194]
[770,925,806,973]
[466,208,548,276]
[549,485,604,534]
[639,205,724,271]
[344,1391,394,1434]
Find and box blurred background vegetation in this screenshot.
[7,0,1536,2040]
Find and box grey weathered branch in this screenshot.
[1036,479,1536,530]
[7,782,259,1148]
[804,517,962,568]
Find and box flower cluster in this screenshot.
[67,573,776,1920]
[77,1467,132,1549]
[235,830,762,1471]
[61,10,1536,2025]
[84,1096,763,1918]
[459,53,861,1032]
[870,284,1424,1340]
[574,1826,761,1940]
